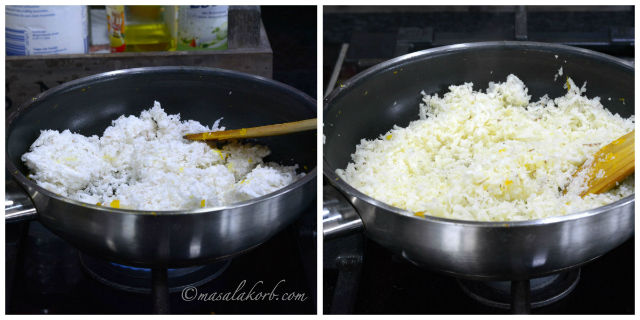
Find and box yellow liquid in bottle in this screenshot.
[122,6,176,52]
[124,23,174,52]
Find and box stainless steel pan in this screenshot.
[6,66,316,268]
[323,41,634,281]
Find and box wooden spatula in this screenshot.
[572,130,634,197]
[183,118,316,141]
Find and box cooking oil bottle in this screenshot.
[106,5,177,52]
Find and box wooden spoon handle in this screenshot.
[184,118,316,141]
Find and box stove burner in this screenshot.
[457,268,581,310]
[79,253,231,294]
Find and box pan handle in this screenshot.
[323,184,363,239]
[5,179,38,222]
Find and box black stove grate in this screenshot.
[6,206,316,315]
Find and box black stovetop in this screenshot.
[324,235,634,314]
[6,203,316,315]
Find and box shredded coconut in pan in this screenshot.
[22,101,304,210]
[337,75,634,221]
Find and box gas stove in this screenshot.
[6,202,316,314]
[324,235,633,314]
[5,6,318,314]
[323,6,634,314]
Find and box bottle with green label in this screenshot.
[177,5,228,51]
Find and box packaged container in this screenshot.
[6,5,88,56]
[106,5,177,52]
[177,6,228,51]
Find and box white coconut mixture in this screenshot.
[337,75,634,221]
[22,101,304,210]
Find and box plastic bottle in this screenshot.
[177,6,228,51]
[106,5,177,52]
[6,5,88,56]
